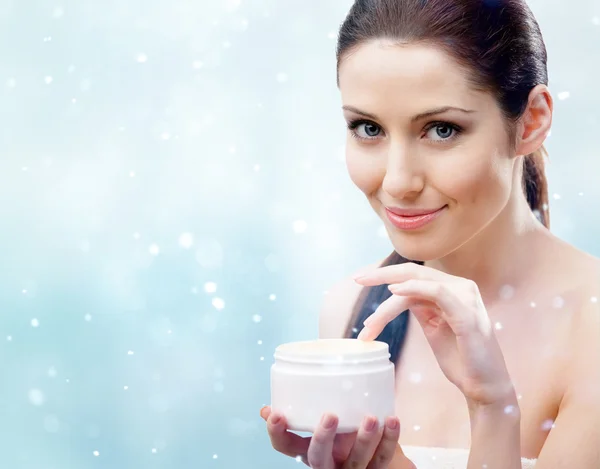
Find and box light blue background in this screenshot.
[0,1,599,468]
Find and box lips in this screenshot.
[384,205,447,231]
[385,206,446,217]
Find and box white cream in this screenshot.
[270,338,395,433]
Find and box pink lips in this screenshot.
[384,206,446,231]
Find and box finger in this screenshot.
[267,412,310,458]
[358,293,434,341]
[332,432,359,461]
[353,262,457,287]
[342,416,381,469]
[260,406,271,421]
[358,294,412,341]
[307,414,338,469]
[367,417,401,469]
[388,279,478,336]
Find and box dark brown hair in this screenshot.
[337,0,551,364]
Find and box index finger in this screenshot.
[353,262,456,287]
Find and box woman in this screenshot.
[260,0,600,468]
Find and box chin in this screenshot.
[386,230,459,262]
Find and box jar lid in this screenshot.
[274,338,390,364]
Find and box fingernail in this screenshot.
[357,326,372,341]
[364,416,377,432]
[322,414,337,429]
[353,274,365,282]
[388,284,399,293]
[386,417,399,430]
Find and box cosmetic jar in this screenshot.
[270,338,395,433]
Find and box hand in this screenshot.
[260,406,413,468]
[354,262,517,409]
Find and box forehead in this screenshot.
[338,40,490,116]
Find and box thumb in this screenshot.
[394,443,417,469]
[260,406,271,421]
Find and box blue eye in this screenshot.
[347,120,383,141]
[425,122,462,142]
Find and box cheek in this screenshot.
[435,149,511,207]
[345,148,382,194]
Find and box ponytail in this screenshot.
[523,145,550,229]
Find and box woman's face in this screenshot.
[338,40,519,261]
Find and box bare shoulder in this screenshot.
[562,254,599,411]
[571,253,599,339]
[318,259,386,339]
[563,247,599,372]
[560,242,599,302]
[535,253,600,467]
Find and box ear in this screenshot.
[515,84,553,157]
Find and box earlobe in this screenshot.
[515,84,553,156]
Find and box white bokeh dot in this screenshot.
[212,298,225,311]
[293,220,308,233]
[552,296,565,309]
[541,419,555,431]
[179,232,194,249]
[28,389,45,406]
[499,284,515,300]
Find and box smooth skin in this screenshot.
[261,40,600,468]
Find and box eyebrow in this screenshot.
[342,105,475,122]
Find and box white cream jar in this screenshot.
[270,338,395,433]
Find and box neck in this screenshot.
[425,190,548,304]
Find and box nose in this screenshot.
[381,142,425,199]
